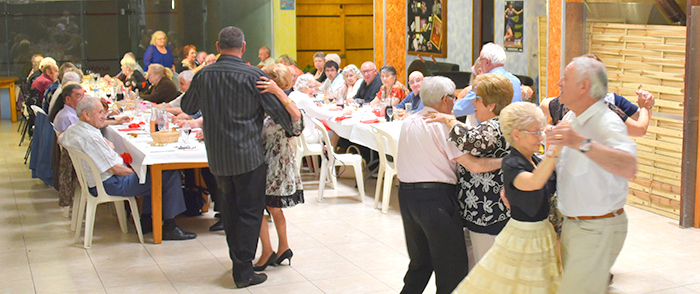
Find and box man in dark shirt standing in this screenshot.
[180,26,295,289]
[354,61,382,102]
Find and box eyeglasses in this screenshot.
[361,69,375,74]
[475,95,483,100]
[520,130,545,137]
[445,94,457,101]
[409,78,422,85]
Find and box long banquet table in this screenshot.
[103,122,208,244]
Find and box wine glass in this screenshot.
[386,107,394,122]
[181,123,192,147]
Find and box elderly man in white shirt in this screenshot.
[59,96,196,241]
[547,57,637,294]
[395,76,502,294]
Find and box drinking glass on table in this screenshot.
[181,123,192,147]
[386,107,394,122]
[404,102,413,116]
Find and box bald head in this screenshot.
[408,71,424,94]
[360,61,378,84]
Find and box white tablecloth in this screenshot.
[104,124,208,184]
[324,110,402,155]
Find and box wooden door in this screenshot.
[296,0,374,71]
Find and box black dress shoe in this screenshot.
[209,219,224,231]
[235,273,267,288]
[162,225,197,240]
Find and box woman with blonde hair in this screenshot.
[453,101,561,293]
[139,63,179,103]
[143,30,175,71]
[117,56,147,92]
[277,54,304,79]
[254,64,304,271]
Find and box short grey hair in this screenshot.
[39,57,57,70]
[294,73,316,92]
[218,26,245,50]
[420,76,455,106]
[120,57,136,70]
[178,70,194,83]
[343,64,361,79]
[62,71,81,84]
[481,43,506,65]
[499,102,546,146]
[76,96,100,117]
[570,56,608,100]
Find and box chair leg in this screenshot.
[128,198,144,244]
[70,187,82,231]
[381,173,394,213]
[23,140,31,164]
[352,163,365,203]
[19,122,28,146]
[310,155,318,175]
[317,159,328,202]
[329,165,338,190]
[115,201,128,233]
[374,164,385,209]
[74,192,88,242]
[83,200,97,249]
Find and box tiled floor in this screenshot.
[2,119,700,294]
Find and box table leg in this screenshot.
[10,83,17,123]
[195,168,210,212]
[151,165,163,244]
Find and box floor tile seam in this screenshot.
[143,242,192,291]
[323,242,398,291]
[336,216,408,257]
[641,267,700,287]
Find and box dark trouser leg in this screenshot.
[201,168,220,212]
[399,189,434,294]
[216,164,267,282]
[103,168,186,220]
[399,185,469,294]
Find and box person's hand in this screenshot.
[115,116,131,124]
[521,85,534,101]
[329,105,343,111]
[109,109,121,116]
[257,76,283,95]
[342,108,353,115]
[423,112,455,124]
[195,131,204,141]
[546,120,584,149]
[635,89,655,109]
[173,112,192,122]
[500,188,510,210]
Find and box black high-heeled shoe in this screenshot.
[253,252,277,271]
[275,249,293,266]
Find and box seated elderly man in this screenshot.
[395,71,424,112]
[31,57,59,105]
[396,76,502,293]
[59,97,196,240]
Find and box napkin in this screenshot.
[334,115,352,122]
[360,118,380,124]
[118,127,141,132]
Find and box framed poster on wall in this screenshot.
[407,0,447,57]
[504,1,524,52]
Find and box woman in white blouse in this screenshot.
[289,73,351,144]
[340,64,363,103]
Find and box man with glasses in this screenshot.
[354,61,382,102]
[478,43,522,103]
[396,71,425,112]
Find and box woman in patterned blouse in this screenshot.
[429,73,514,263]
[369,65,409,107]
[254,64,305,271]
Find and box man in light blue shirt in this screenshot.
[396,71,424,111]
[477,43,522,103]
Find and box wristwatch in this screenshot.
[579,138,592,153]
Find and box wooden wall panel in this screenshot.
[297,18,344,50]
[587,23,687,220]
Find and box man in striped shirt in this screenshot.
[180,26,295,289]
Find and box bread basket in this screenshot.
[150,129,181,144]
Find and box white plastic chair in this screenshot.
[309,118,365,202]
[30,105,46,116]
[64,146,144,248]
[293,132,323,177]
[371,126,399,213]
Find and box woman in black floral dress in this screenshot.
[254,64,305,271]
[429,73,514,263]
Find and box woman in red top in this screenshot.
[370,65,409,107]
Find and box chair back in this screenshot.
[371,126,399,169]
[309,117,336,163]
[30,105,46,116]
[64,146,109,199]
